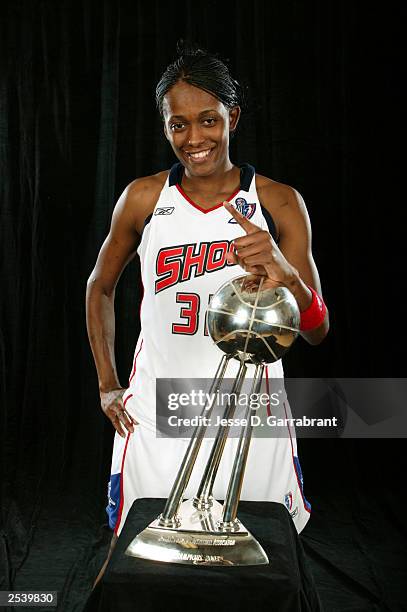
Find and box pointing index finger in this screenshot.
[223,201,257,234]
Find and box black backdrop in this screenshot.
[1,0,405,607]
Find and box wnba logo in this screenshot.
[284,491,299,518]
[284,491,293,511]
[228,197,256,223]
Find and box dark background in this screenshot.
[0,1,405,610]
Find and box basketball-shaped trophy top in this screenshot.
[207,275,300,364]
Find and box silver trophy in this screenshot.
[125,275,300,566]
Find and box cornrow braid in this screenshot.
[155,39,248,139]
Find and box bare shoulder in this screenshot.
[127,169,168,192]
[118,170,169,235]
[126,169,168,204]
[255,173,304,209]
[255,173,309,237]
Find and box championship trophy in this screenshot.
[125,275,300,566]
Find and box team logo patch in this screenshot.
[228,197,256,223]
[284,491,299,518]
[155,206,175,215]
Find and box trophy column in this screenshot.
[125,274,300,566]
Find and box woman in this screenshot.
[86,41,329,585]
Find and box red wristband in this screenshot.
[300,286,327,331]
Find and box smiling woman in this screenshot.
[163,82,236,175]
[86,38,329,587]
[157,53,243,180]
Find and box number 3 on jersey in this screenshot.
[172,293,213,336]
[172,293,200,335]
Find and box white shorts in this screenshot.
[106,408,311,537]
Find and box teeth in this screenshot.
[189,149,211,159]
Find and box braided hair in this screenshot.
[155,39,248,139]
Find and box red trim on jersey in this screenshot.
[123,393,133,407]
[129,339,143,385]
[175,183,240,214]
[283,401,311,515]
[114,431,131,535]
[115,274,143,534]
[126,274,145,385]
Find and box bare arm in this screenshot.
[271,186,329,345]
[224,184,329,346]
[86,177,159,434]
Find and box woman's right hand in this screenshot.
[100,388,138,438]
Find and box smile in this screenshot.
[184,148,214,163]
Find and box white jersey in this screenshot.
[107,162,311,536]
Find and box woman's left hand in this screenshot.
[223,201,299,289]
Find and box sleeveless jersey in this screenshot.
[123,161,283,428]
[108,162,312,537]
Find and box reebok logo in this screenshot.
[155,207,175,216]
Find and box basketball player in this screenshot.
[86,41,329,587]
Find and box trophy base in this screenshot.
[125,499,269,566]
